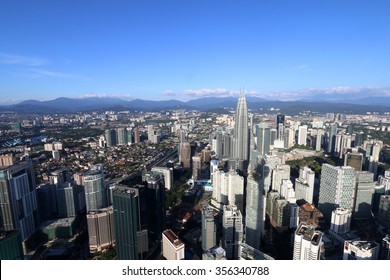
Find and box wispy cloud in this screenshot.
[31,69,78,78]
[296,64,309,70]
[78,93,134,100]
[0,53,48,66]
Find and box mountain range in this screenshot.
[1,96,390,115]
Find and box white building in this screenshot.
[293,222,323,260]
[298,125,308,146]
[162,229,185,260]
[151,166,173,190]
[223,205,243,260]
[295,166,315,204]
[271,164,290,193]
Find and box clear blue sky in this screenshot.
[1,0,389,104]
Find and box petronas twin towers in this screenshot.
[233,93,249,161]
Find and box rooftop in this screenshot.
[163,229,184,248]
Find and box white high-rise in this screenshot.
[298,125,308,146]
[271,164,290,193]
[293,222,323,260]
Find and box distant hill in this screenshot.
[1,95,390,114]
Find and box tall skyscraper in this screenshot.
[315,128,323,151]
[354,171,375,219]
[179,141,191,168]
[113,185,148,260]
[344,151,364,171]
[256,123,270,156]
[201,206,217,252]
[233,94,249,161]
[82,164,108,212]
[0,160,38,241]
[116,127,127,145]
[105,129,117,147]
[222,205,243,260]
[271,164,290,193]
[245,173,265,250]
[293,222,323,260]
[56,181,79,218]
[318,164,356,221]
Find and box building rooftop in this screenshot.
[296,223,323,246]
[349,240,379,251]
[163,229,184,248]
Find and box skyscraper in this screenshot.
[276,114,285,141]
[318,164,356,221]
[0,160,38,241]
[179,141,191,168]
[256,123,270,156]
[354,171,375,219]
[113,185,148,260]
[222,205,243,260]
[87,206,115,253]
[162,229,185,260]
[201,206,217,251]
[298,125,308,146]
[233,94,249,161]
[293,222,323,260]
[327,123,337,154]
[245,173,265,250]
[295,167,315,204]
[82,164,108,212]
[330,208,352,234]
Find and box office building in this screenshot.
[0,160,38,241]
[192,155,202,180]
[133,127,140,143]
[343,240,379,260]
[162,229,185,260]
[293,222,323,260]
[298,125,308,146]
[116,127,127,145]
[327,123,337,154]
[56,181,79,218]
[378,195,390,230]
[295,167,315,204]
[222,205,243,260]
[330,208,352,234]
[354,171,375,219]
[344,152,364,171]
[271,164,290,193]
[179,141,191,168]
[151,166,173,190]
[276,114,285,141]
[228,170,244,214]
[245,173,265,249]
[256,123,270,156]
[315,128,322,151]
[318,164,356,221]
[87,206,115,253]
[201,206,217,251]
[105,129,117,147]
[233,94,249,161]
[113,185,148,260]
[82,164,107,212]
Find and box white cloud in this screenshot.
[163,90,176,96]
[0,53,48,66]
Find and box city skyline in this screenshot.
[1,1,390,104]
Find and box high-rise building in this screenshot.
[354,171,375,219]
[147,124,155,142]
[256,123,270,156]
[378,195,390,230]
[318,164,356,221]
[133,127,140,144]
[233,94,249,161]
[293,222,323,260]
[327,123,337,154]
[286,127,295,148]
[179,141,191,168]
[330,208,352,234]
[315,128,322,151]
[151,166,173,190]
[0,154,14,167]
[116,128,127,145]
[113,185,148,260]
[87,206,115,253]
[0,160,38,241]
[343,240,379,260]
[295,167,315,204]
[344,152,364,171]
[245,173,265,250]
[271,164,290,193]
[56,181,79,218]
[201,206,216,251]
[162,229,185,260]
[222,205,243,260]
[82,164,107,212]
[276,114,285,141]
[192,155,202,180]
[228,170,244,214]
[298,125,308,146]
[105,129,117,147]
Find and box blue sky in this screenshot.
[0,0,390,104]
